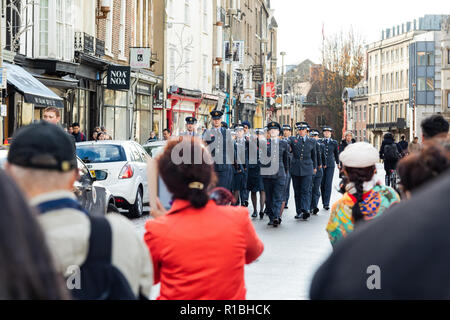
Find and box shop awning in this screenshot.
[4,62,64,108]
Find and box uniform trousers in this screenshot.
[292,174,313,214]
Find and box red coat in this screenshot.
[144,199,264,300]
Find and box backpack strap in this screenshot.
[85,216,112,264]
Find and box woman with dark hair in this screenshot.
[144,137,264,300]
[397,143,450,199]
[0,169,69,299]
[326,142,400,247]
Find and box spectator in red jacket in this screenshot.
[144,137,264,300]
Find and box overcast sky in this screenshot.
[271,0,450,66]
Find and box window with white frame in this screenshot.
[447,92,450,108]
[40,0,49,56]
[119,0,126,57]
[55,0,73,60]
[105,0,114,54]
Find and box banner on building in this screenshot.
[0,68,6,89]
[261,82,275,98]
[107,66,131,90]
[224,40,244,65]
[130,47,151,69]
[252,65,263,82]
[0,104,6,117]
[240,89,255,104]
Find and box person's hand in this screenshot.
[323,165,327,169]
[313,169,317,175]
[150,197,168,218]
[319,165,322,169]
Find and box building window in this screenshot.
[390,104,394,122]
[447,92,450,107]
[417,52,434,66]
[381,75,385,92]
[375,76,378,93]
[417,77,434,91]
[390,72,393,91]
[400,71,404,89]
[380,105,384,122]
[364,105,367,121]
[55,0,73,60]
[426,78,434,91]
[105,0,114,54]
[448,49,450,65]
[40,0,49,56]
[119,0,126,57]
[395,72,399,90]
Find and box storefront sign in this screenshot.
[96,39,105,57]
[0,104,7,117]
[224,40,244,65]
[240,89,255,104]
[0,68,6,89]
[137,82,152,95]
[107,66,131,90]
[74,32,95,54]
[130,48,151,69]
[261,82,275,98]
[252,65,263,82]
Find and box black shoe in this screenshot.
[268,220,274,226]
[273,219,279,227]
[279,218,282,224]
[295,213,302,219]
[323,206,330,211]
[284,205,288,209]
[242,201,249,207]
[312,208,319,215]
[302,211,310,220]
[259,212,264,220]
[251,212,258,218]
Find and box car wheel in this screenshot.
[129,188,143,218]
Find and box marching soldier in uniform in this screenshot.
[203,110,233,191]
[180,116,198,136]
[320,126,340,210]
[288,123,317,221]
[240,121,252,205]
[248,129,266,218]
[232,124,248,206]
[281,124,293,212]
[261,122,289,227]
[310,129,326,215]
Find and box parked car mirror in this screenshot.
[95,170,108,181]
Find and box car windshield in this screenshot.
[143,144,164,157]
[76,144,126,163]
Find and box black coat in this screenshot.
[310,170,450,299]
[321,138,340,168]
[339,139,356,154]
[379,137,402,171]
[203,127,233,172]
[260,138,289,180]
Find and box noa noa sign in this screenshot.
[107,66,131,90]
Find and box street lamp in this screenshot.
[280,52,286,124]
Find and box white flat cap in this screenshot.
[339,142,379,168]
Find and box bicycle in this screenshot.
[386,169,400,193]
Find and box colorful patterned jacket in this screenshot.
[326,184,400,246]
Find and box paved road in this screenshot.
[132,164,387,300]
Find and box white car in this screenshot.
[76,140,149,218]
[142,140,166,158]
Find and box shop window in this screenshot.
[417,52,434,66]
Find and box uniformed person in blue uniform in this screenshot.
[261,122,289,227]
[320,126,340,210]
[180,116,197,136]
[309,129,326,215]
[281,124,293,211]
[288,123,317,220]
[240,121,252,206]
[248,128,266,218]
[232,124,247,206]
[203,110,233,191]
